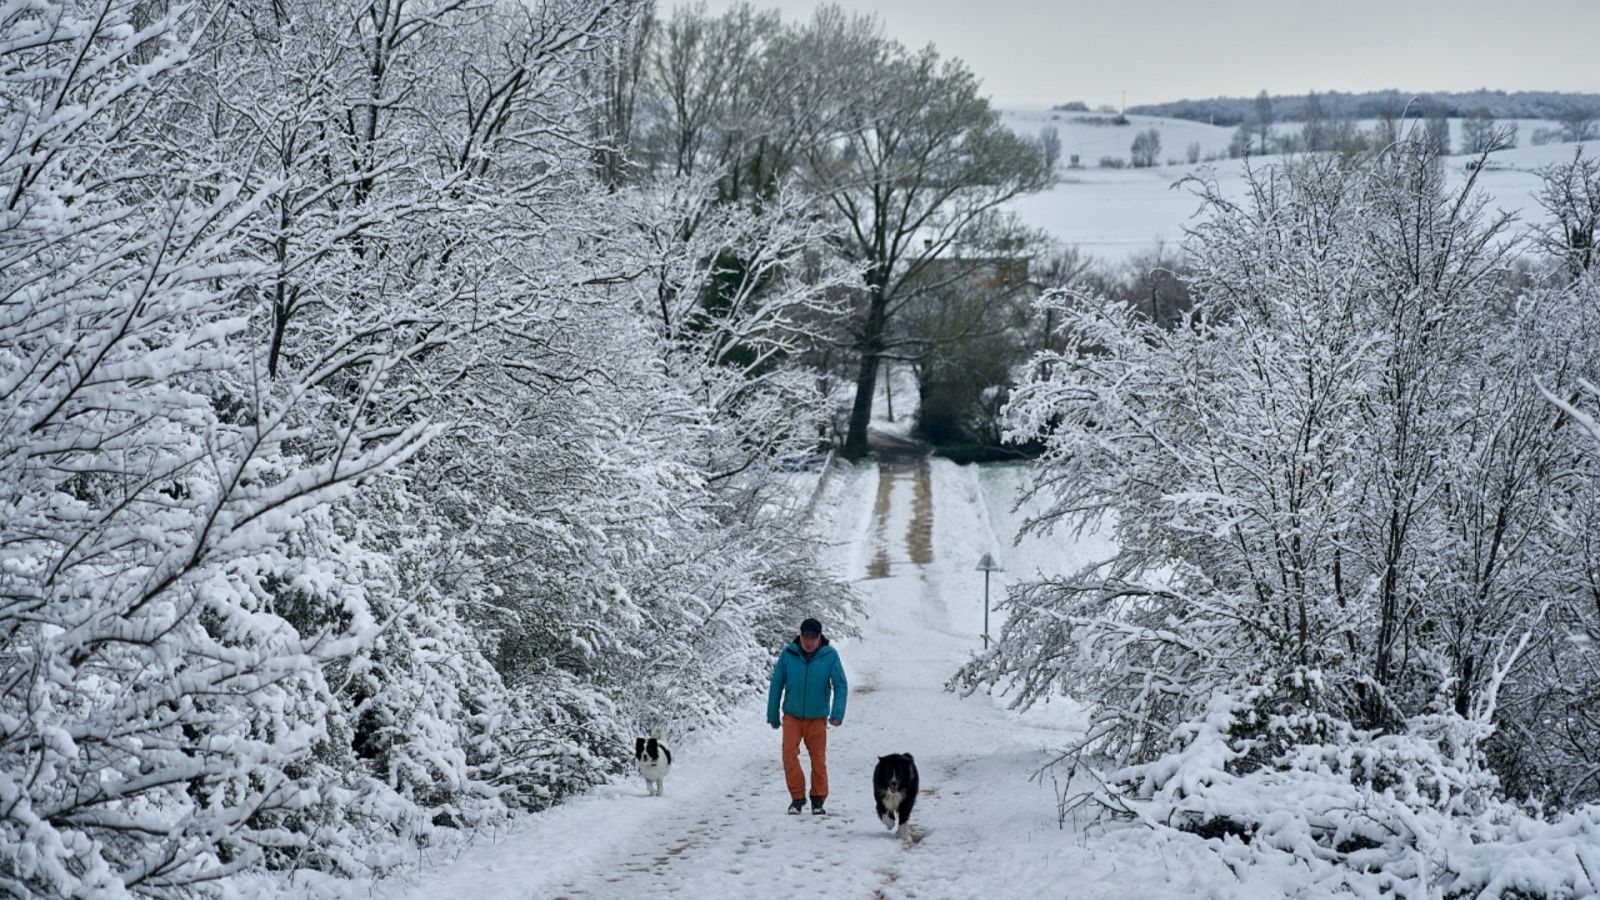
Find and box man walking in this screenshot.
[767,617,847,815]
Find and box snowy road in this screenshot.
[386,455,1249,900]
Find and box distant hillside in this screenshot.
[1125,90,1600,125]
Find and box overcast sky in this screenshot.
[686,0,1600,109]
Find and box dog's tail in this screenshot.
[649,729,662,740]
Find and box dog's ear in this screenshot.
[635,737,645,756]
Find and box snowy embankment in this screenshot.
[335,455,1294,900]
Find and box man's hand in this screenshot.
[770,722,780,730]
[829,718,841,727]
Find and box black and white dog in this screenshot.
[873,753,919,838]
[635,733,672,797]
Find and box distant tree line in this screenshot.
[1129,89,1600,126]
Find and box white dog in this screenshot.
[635,733,672,797]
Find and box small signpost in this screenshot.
[976,553,1003,649]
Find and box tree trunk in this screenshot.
[884,360,894,422]
[843,340,881,459]
[843,280,889,459]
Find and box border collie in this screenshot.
[873,753,919,838]
[635,733,672,797]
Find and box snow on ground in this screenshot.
[1000,108,1600,264]
[352,452,1311,900]
[1010,165,1206,263]
[999,109,1240,167]
[868,361,921,442]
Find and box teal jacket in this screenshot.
[767,638,847,725]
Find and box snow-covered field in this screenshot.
[1001,108,1600,263]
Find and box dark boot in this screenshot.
[787,798,805,815]
[810,796,826,815]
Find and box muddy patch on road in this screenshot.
[865,457,934,578]
[907,461,932,565]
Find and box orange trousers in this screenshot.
[781,714,829,800]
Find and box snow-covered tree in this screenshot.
[814,32,1051,459]
[1534,147,1600,278]
[0,3,433,893]
[2,1,856,895]
[954,130,1600,896]
[961,140,1600,804]
[1129,128,1161,168]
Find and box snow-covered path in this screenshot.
[385,456,1243,900]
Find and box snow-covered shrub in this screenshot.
[1499,274,1600,812]
[1099,686,1600,898]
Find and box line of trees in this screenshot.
[0,0,887,894]
[1133,88,1600,128]
[622,3,1050,458]
[1225,92,1599,159]
[958,141,1600,892]
[0,0,1060,894]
